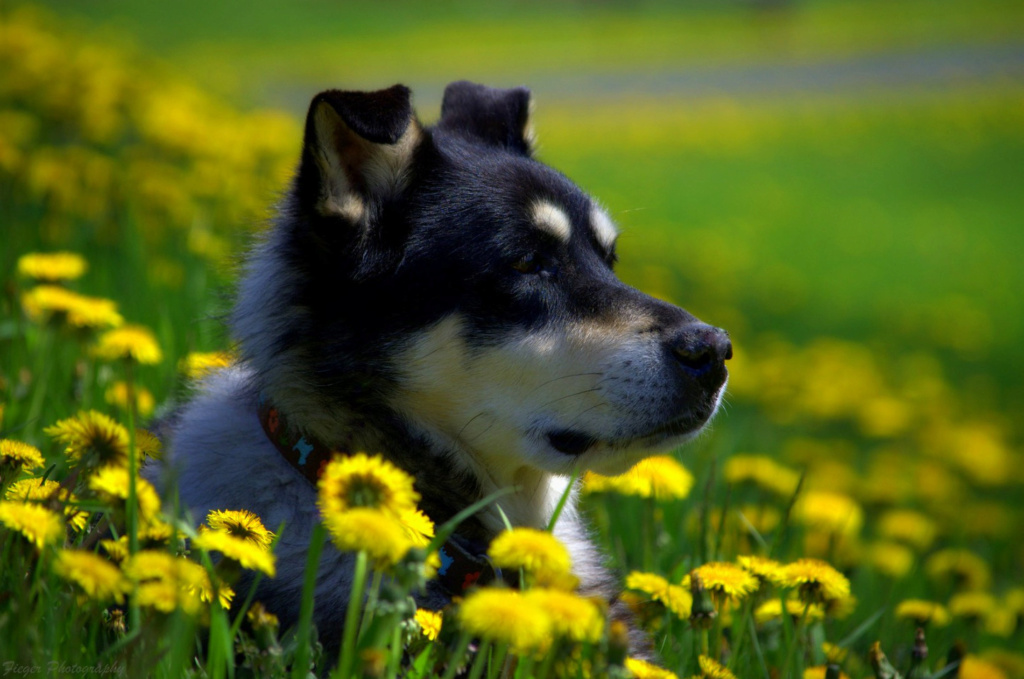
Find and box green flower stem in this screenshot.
[487,642,509,679]
[339,549,370,678]
[466,639,491,679]
[441,631,473,679]
[24,323,54,441]
[291,522,326,679]
[781,599,813,679]
[123,357,141,633]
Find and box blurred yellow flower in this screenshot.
[178,351,233,380]
[53,549,129,603]
[684,562,759,602]
[778,559,851,607]
[894,599,951,627]
[104,381,156,418]
[317,453,419,519]
[864,541,915,579]
[524,588,604,643]
[415,608,442,641]
[876,509,939,551]
[793,491,863,537]
[925,549,991,591]
[87,465,161,521]
[123,551,206,616]
[247,602,279,631]
[625,657,678,679]
[0,499,64,548]
[5,477,89,532]
[625,571,692,619]
[488,527,573,587]
[948,591,996,622]
[959,655,1010,679]
[92,324,163,364]
[583,455,694,500]
[737,555,785,586]
[459,588,552,654]
[17,251,87,281]
[202,509,275,550]
[21,285,123,329]
[754,598,825,625]
[0,438,45,472]
[698,655,737,679]
[805,666,851,679]
[321,507,412,569]
[723,454,800,497]
[192,530,276,577]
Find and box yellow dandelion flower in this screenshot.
[318,453,419,519]
[524,588,604,643]
[980,650,1024,679]
[192,530,276,577]
[625,657,679,679]
[203,509,275,550]
[488,527,572,586]
[53,550,129,603]
[5,478,89,532]
[684,562,759,602]
[876,509,939,551]
[134,429,163,460]
[247,602,279,631]
[93,324,163,364]
[723,455,800,497]
[865,541,915,579]
[459,588,552,654]
[87,465,161,521]
[925,549,991,591]
[583,455,694,500]
[322,507,413,569]
[17,251,88,281]
[45,410,138,469]
[100,537,130,563]
[0,500,64,548]
[625,571,692,619]
[104,381,156,418]
[698,655,737,679]
[123,551,206,616]
[960,655,1010,679]
[822,642,849,663]
[778,559,851,606]
[949,591,996,622]
[754,598,825,625]
[804,667,851,679]
[398,507,435,547]
[415,608,442,641]
[793,491,863,537]
[737,555,785,586]
[0,439,45,472]
[21,285,123,329]
[894,599,951,627]
[178,351,233,380]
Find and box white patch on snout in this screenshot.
[590,206,618,251]
[532,201,572,242]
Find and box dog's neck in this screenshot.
[264,385,567,540]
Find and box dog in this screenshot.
[148,81,731,657]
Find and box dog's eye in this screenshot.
[512,253,545,275]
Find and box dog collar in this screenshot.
[257,395,503,595]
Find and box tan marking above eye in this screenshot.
[531,201,572,242]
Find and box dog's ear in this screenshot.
[298,85,421,220]
[438,81,533,155]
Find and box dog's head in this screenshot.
[236,82,730,479]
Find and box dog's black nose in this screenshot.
[670,324,732,376]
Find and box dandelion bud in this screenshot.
[908,628,928,679]
[689,573,717,630]
[869,641,900,679]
